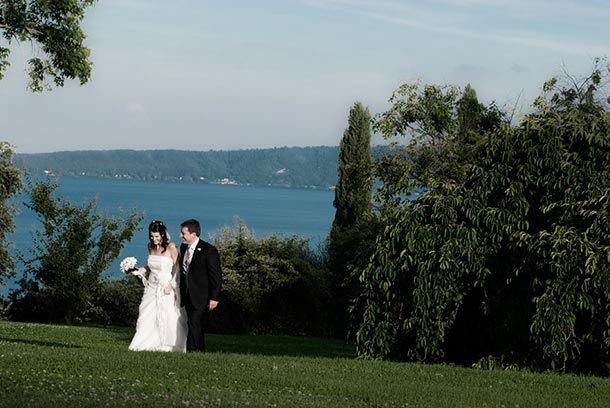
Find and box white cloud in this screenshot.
[303,0,610,56]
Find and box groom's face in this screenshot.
[181,227,198,245]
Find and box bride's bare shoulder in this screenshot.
[168,242,179,255]
[167,242,179,263]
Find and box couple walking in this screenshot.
[128,219,222,352]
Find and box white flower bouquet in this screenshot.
[120,256,150,287]
[120,257,138,273]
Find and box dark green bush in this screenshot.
[208,221,333,336]
[86,277,144,327]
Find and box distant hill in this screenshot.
[14,146,341,189]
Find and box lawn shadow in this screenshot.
[103,326,135,343]
[0,336,82,349]
[84,324,356,360]
[207,333,356,359]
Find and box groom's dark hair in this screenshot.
[181,219,201,236]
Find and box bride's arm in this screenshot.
[165,243,180,294]
[134,244,152,275]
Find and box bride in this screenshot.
[128,220,187,352]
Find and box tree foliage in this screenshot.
[9,176,143,323]
[355,64,610,374]
[356,80,506,361]
[210,220,332,336]
[87,277,144,327]
[373,80,504,205]
[328,101,378,337]
[331,101,373,230]
[0,141,22,283]
[0,0,96,91]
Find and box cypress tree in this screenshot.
[331,102,373,231]
[328,101,375,337]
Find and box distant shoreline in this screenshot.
[14,146,343,190]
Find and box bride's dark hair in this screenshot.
[149,220,170,252]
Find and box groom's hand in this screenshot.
[209,300,219,311]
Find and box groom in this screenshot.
[179,218,222,352]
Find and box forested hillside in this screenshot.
[14,146,342,189]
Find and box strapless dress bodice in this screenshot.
[147,255,174,284]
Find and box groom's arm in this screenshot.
[206,246,222,309]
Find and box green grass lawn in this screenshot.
[1,320,609,407]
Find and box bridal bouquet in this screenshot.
[120,257,138,273]
[121,256,150,287]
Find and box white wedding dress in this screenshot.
[129,255,187,352]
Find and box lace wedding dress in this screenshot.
[129,255,187,352]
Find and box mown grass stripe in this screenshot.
[1,321,608,407]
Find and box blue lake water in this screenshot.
[5,177,335,294]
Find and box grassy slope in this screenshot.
[1,321,608,407]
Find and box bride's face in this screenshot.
[150,232,162,246]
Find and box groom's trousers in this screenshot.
[185,295,210,352]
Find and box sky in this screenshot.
[1,0,609,154]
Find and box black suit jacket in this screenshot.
[179,239,222,309]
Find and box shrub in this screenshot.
[9,176,142,324]
[209,220,333,336]
[86,277,144,327]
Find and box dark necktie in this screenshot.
[183,247,192,272]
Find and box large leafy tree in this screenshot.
[10,176,143,323]
[356,81,505,361]
[0,141,22,283]
[355,63,610,374]
[0,0,96,91]
[373,80,504,203]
